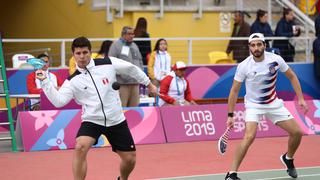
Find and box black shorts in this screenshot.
[76,120,136,152]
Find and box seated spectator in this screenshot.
[226,11,251,63]
[68,40,112,74]
[273,8,300,62]
[159,61,197,106]
[26,53,63,110]
[147,38,171,87]
[251,9,273,48]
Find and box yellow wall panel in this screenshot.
[0,1,233,64]
[0,0,114,38]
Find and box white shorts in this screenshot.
[245,105,294,124]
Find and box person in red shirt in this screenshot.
[26,53,63,110]
[159,61,197,106]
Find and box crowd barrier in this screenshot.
[16,100,320,152]
[2,63,319,131]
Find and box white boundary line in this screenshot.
[146,166,320,180]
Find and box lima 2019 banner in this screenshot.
[17,107,165,151]
[17,100,320,152]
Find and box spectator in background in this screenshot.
[134,17,152,65]
[97,40,113,58]
[109,26,144,107]
[273,8,300,62]
[313,15,320,79]
[27,53,63,110]
[251,9,273,48]
[68,40,112,74]
[147,38,172,87]
[226,11,251,63]
[159,61,197,106]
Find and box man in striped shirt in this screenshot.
[225,33,308,180]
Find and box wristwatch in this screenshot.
[228,112,234,118]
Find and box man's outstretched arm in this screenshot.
[284,68,308,114]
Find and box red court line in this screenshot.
[0,135,319,180]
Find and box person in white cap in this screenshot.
[224,33,308,180]
[158,61,196,106]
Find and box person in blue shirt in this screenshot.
[251,9,273,48]
[273,8,300,62]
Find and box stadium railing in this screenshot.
[2,36,315,68]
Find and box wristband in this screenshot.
[227,112,234,118]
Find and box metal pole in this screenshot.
[106,0,113,22]
[306,0,309,15]
[197,0,203,19]
[155,0,164,18]
[306,38,311,63]
[268,0,272,25]
[159,0,164,18]
[188,39,192,65]
[305,0,311,62]
[119,0,124,18]
[61,40,66,67]
[237,0,243,11]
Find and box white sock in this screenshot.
[229,171,237,174]
[286,155,293,160]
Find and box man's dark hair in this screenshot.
[252,35,259,39]
[256,9,267,21]
[71,36,92,52]
[248,35,266,45]
[283,8,292,18]
[98,40,113,57]
[235,10,251,18]
[37,53,49,59]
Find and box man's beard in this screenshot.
[251,50,264,58]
